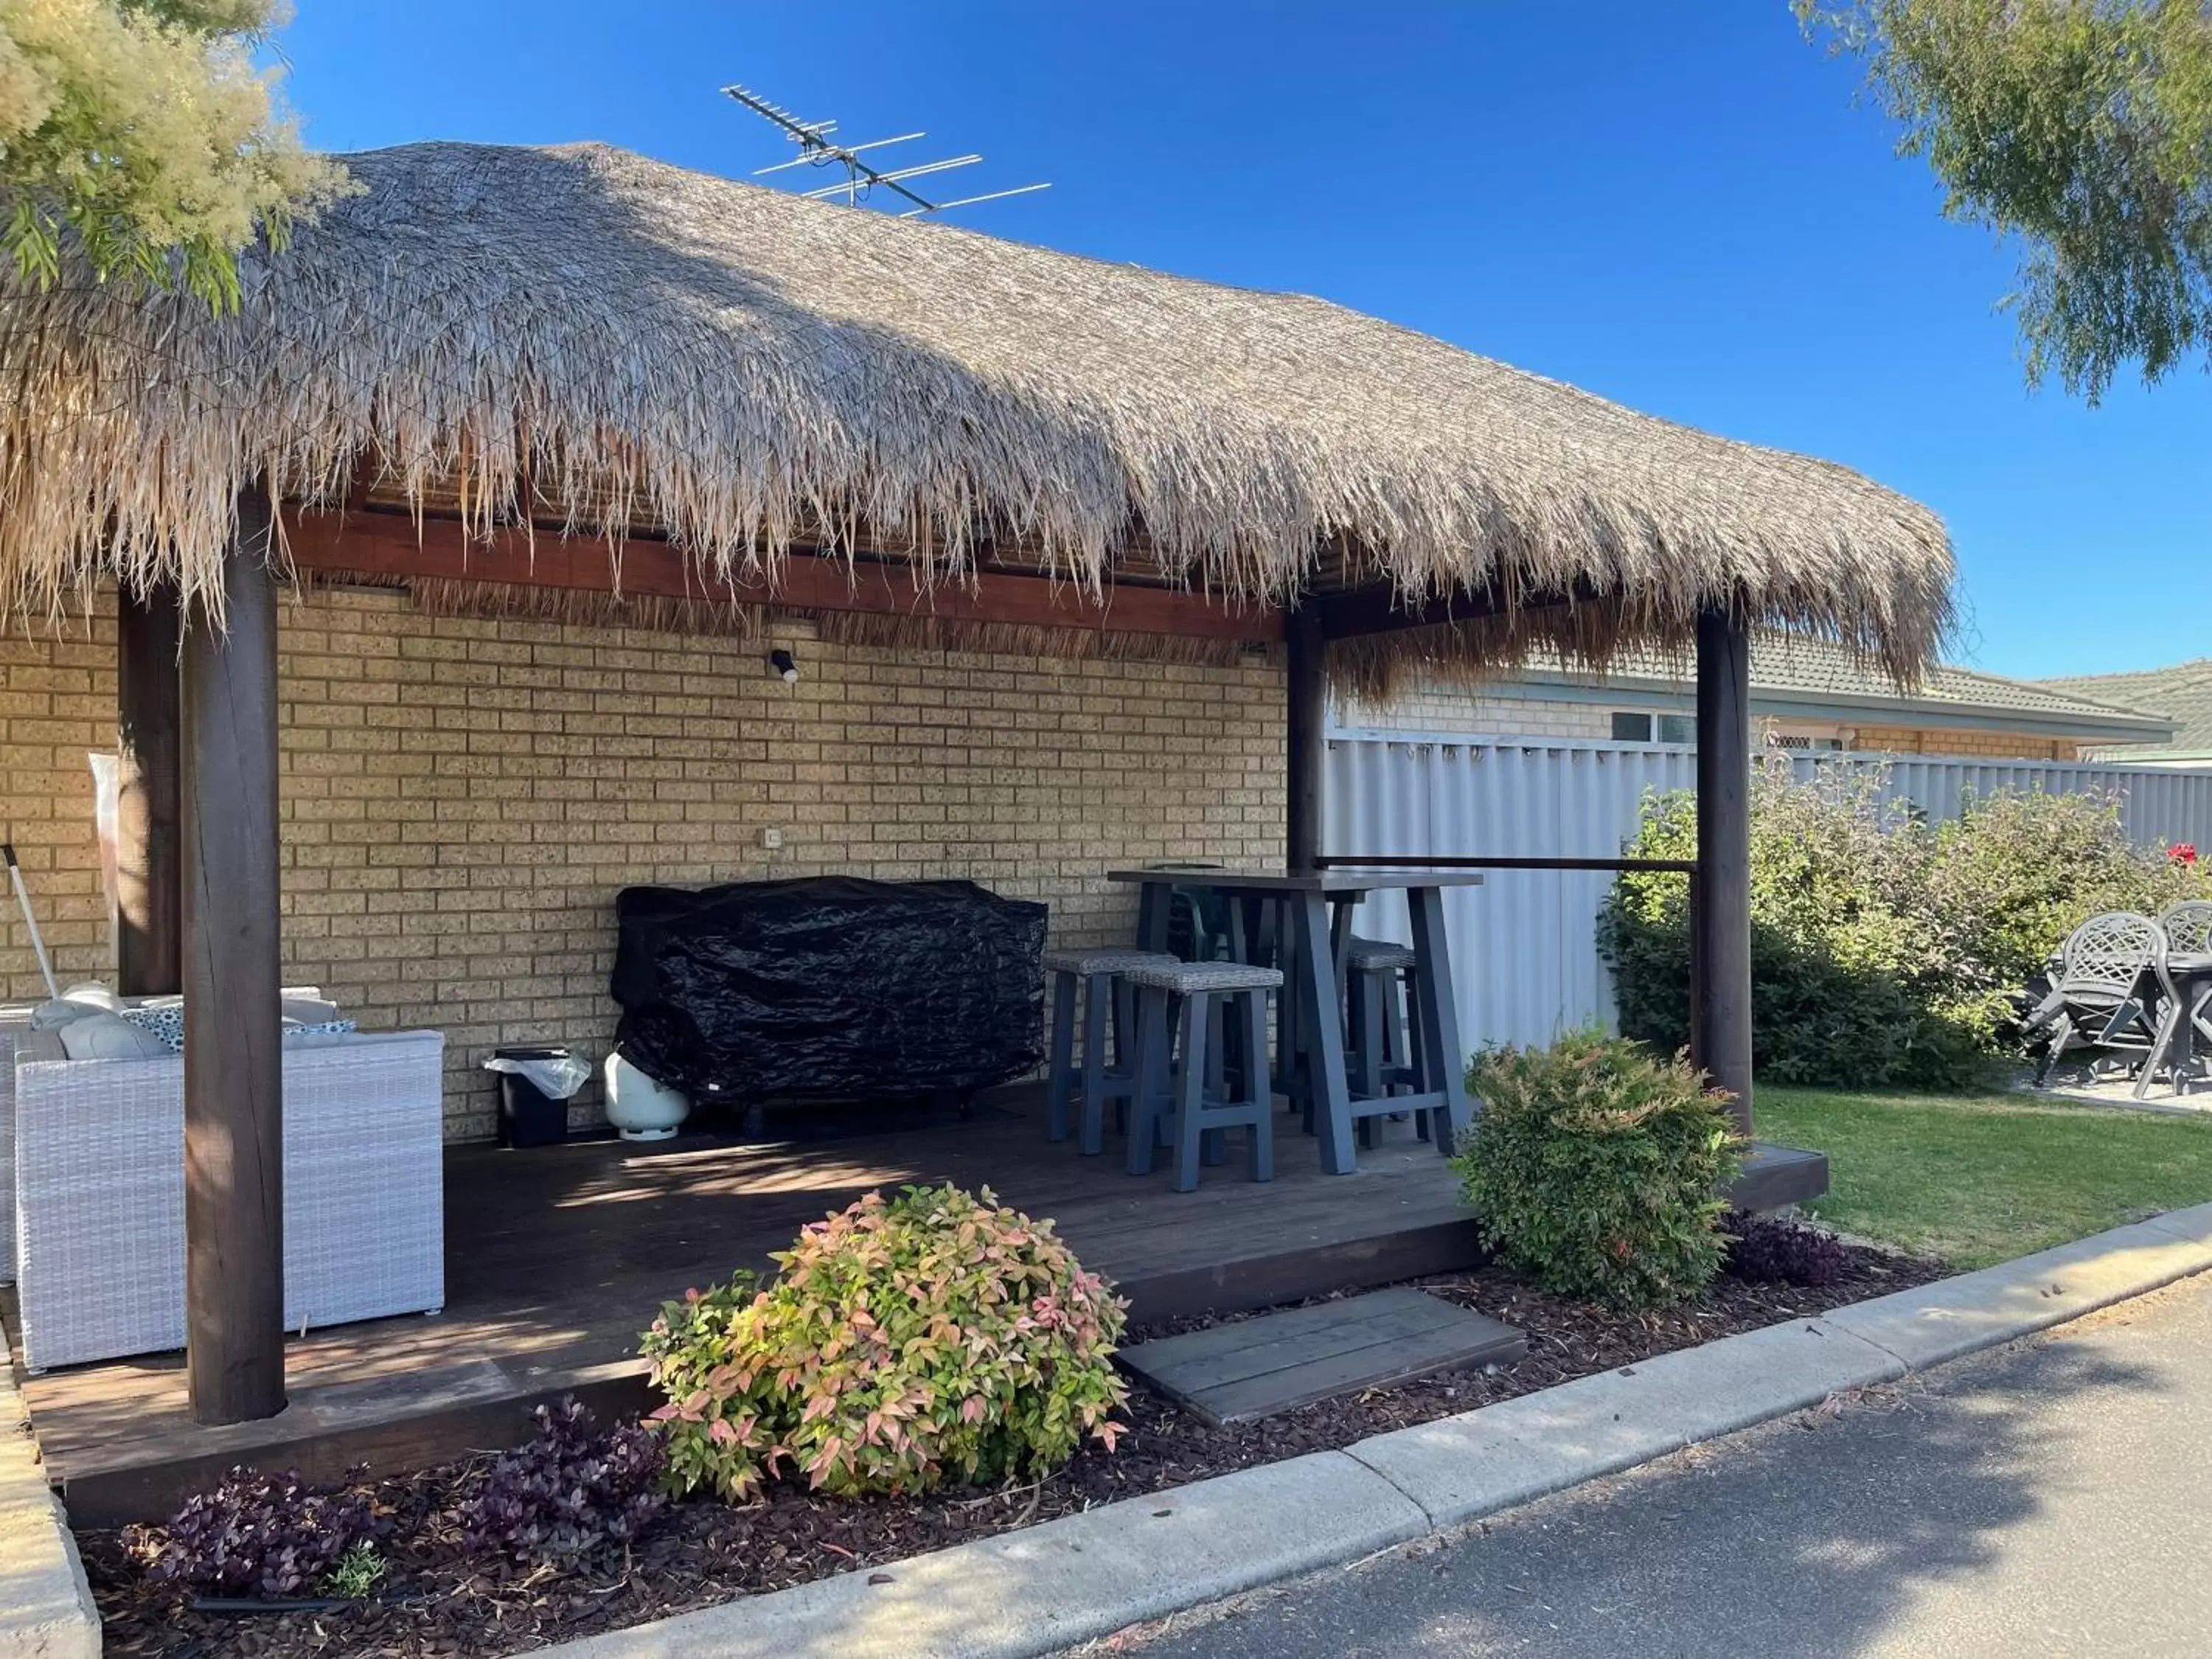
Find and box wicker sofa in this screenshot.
[10,1024,446,1373]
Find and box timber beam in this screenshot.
[284,511,1283,646]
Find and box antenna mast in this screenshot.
[723,83,1049,217]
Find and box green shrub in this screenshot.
[1924,790,2209,1001]
[1598,763,2211,1090]
[641,1183,1129,1500]
[1453,1032,1743,1310]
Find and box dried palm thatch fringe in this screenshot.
[0,142,1954,690]
[308,568,1248,665]
[1327,596,1699,704]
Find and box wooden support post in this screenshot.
[1694,606,1754,1135]
[1285,607,1325,872]
[1685,866,1705,1072]
[116,580,183,996]
[182,484,286,1425]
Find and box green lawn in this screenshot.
[1757,1085,2212,1270]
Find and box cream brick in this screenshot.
[0,590,1284,1138]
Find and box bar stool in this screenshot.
[1345,936,1430,1142]
[1043,948,1178,1155]
[1123,959,1281,1192]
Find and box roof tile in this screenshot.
[2039,659,2212,757]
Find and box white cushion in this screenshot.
[58,1012,171,1060]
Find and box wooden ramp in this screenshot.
[1117,1287,1524,1425]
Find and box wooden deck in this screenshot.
[10,1087,1487,1523]
[7,1087,1829,1525]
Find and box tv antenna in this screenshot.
[723,83,1049,218]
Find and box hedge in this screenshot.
[1597,763,2208,1089]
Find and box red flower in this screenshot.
[2173,844,2199,866]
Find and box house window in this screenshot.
[1612,712,1695,744]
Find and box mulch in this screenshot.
[82,1244,1944,1658]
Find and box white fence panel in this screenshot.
[1322,737,1695,1053]
[1324,736,2212,1054]
[1801,753,2212,850]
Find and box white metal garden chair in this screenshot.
[2030,911,2166,1086]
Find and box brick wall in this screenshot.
[1849,725,2084,762]
[1338,690,1613,740]
[0,589,1285,1140]
[1345,686,2086,762]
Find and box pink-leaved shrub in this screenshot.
[641,1183,1127,1499]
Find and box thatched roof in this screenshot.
[0,140,1954,681]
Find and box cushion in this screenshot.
[30,997,100,1030]
[132,992,338,1020]
[31,982,121,1029]
[58,1011,172,1060]
[1041,948,1180,976]
[122,1003,186,1054]
[1119,959,1284,995]
[1346,936,1417,971]
[67,1004,356,1058]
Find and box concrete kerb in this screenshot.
[0,1366,100,1659]
[1824,1206,2212,1370]
[544,1450,1429,1659]
[1343,1315,1906,1530]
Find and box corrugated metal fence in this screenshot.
[1323,735,2212,1052]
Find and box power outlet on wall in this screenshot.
[757,826,785,852]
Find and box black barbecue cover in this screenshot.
[610,876,1048,1102]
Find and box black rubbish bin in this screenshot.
[494,1046,574,1148]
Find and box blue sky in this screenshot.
[276,1,2212,681]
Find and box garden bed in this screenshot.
[83,1240,1942,1659]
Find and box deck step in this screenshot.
[1118,1287,1524,1425]
[1731,1142,1830,1213]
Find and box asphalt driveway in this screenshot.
[1123,1271,2212,1659]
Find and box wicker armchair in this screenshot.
[12,1028,446,1372]
[2030,912,2166,1086]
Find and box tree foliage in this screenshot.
[1804,0,2212,397]
[0,0,349,308]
